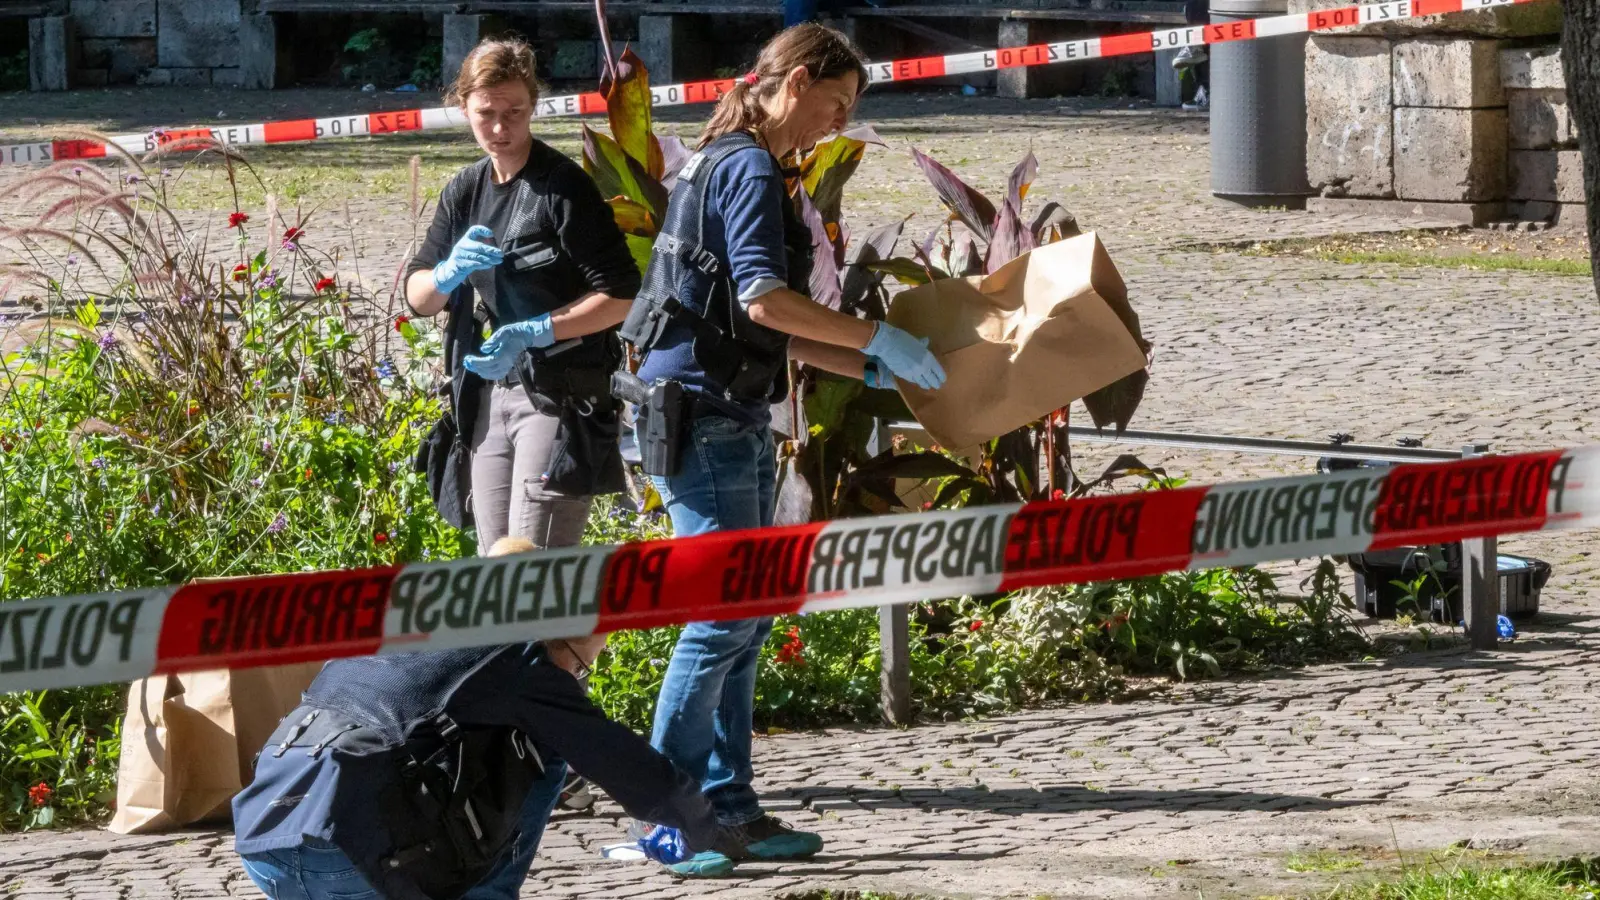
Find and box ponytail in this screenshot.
[698,23,868,149]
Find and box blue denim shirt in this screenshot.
[636,145,789,424]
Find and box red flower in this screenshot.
[1051,488,1065,502]
[314,276,337,292]
[374,531,389,545]
[228,212,249,229]
[774,625,805,666]
[302,468,313,480]
[395,315,410,332]
[283,227,304,243]
[231,264,249,282]
[27,782,51,807]
[186,400,200,416]
[969,620,984,632]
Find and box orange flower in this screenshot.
[63,532,72,544]
[27,782,51,807]
[303,468,313,480]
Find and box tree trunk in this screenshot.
[1562,0,1600,299]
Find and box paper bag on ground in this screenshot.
[109,661,323,834]
[886,232,1147,450]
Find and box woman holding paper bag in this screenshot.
[618,23,944,860]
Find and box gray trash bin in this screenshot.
[1209,0,1311,208]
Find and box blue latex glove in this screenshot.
[863,355,894,390]
[864,322,945,391]
[432,224,503,294]
[638,825,691,865]
[462,313,555,380]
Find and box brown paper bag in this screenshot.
[108,661,324,834]
[886,231,1147,450]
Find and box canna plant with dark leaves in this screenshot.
[868,148,1154,505]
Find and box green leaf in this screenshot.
[852,450,977,482]
[802,377,862,438]
[33,805,54,827]
[582,126,669,225]
[800,135,867,227]
[603,47,665,180]
[865,257,931,287]
[608,197,657,238]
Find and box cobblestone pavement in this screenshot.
[2,94,1599,899]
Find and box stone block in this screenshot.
[1312,195,1497,222]
[237,13,276,89]
[211,66,244,87]
[81,37,156,84]
[74,68,109,87]
[1306,36,1393,198]
[1510,150,1585,203]
[443,14,486,88]
[1287,0,1561,37]
[137,66,209,86]
[157,0,241,69]
[1154,48,1183,107]
[1394,106,1507,201]
[1501,46,1563,89]
[28,17,74,91]
[70,0,156,38]
[1509,89,1576,149]
[637,15,690,85]
[1393,38,1503,108]
[549,40,598,80]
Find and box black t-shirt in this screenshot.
[406,140,641,328]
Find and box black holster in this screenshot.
[612,371,687,478]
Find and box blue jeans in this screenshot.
[650,415,777,826]
[239,761,566,900]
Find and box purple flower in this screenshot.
[66,254,79,267]
[324,411,344,426]
[91,457,107,469]
[387,460,400,474]
[178,293,194,307]
[72,166,83,176]
[124,173,141,185]
[261,439,273,453]
[422,548,432,561]
[374,359,398,380]
[97,331,117,350]
[281,240,298,252]
[266,512,287,534]
[250,477,263,488]
[259,272,278,290]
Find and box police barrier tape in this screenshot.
[0,445,1595,694]
[0,0,1547,168]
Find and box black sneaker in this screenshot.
[731,815,823,860]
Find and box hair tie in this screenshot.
[742,72,759,86]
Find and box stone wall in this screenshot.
[1294,0,1575,226]
[42,0,272,88]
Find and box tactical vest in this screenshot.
[620,131,814,405]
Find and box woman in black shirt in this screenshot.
[405,38,639,558]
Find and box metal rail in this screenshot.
[1062,426,1478,464]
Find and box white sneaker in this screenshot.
[1182,85,1210,111]
[1172,46,1208,69]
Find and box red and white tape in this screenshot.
[0,0,1545,167]
[0,445,1593,694]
